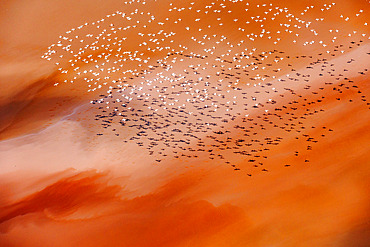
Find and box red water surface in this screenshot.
[0,0,369,246]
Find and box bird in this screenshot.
[41,0,370,175]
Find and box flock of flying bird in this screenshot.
[42,0,369,174]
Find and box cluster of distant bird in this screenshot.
[42,0,369,173]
